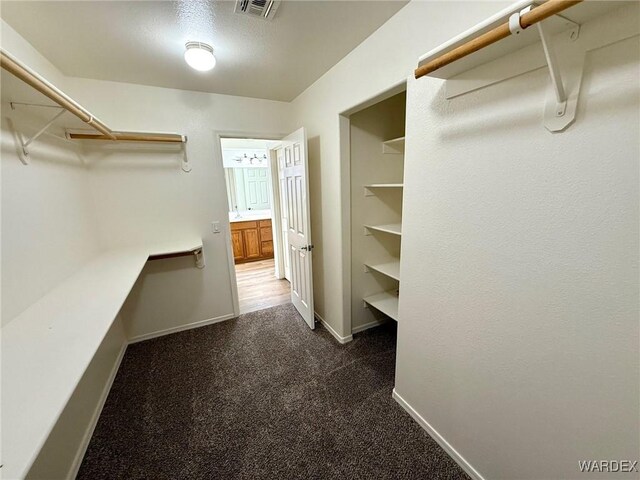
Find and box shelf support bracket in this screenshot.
[537,21,584,132]
[194,247,205,268]
[20,108,66,163]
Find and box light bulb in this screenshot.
[184,42,216,72]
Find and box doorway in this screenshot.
[220,137,290,314]
[218,128,315,327]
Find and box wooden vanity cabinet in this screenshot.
[230,219,274,263]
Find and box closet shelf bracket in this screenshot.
[19,107,66,163]
[181,140,192,173]
[148,246,205,268]
[536,20,584,132]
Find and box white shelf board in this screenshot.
[1,238,202,480]
[364,223,402,236]
[382,136,405,154]
[364,184,403,188]
[365,260,401,281]
[148,238,203,256]
[364,291,399,321]
[417,1,625,80]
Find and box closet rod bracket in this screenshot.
[537,20,584,133]
[181,138,192,173]
[20,107,66,163]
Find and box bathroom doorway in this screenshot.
[220,137,290,314]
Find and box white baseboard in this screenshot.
[351,318,387,334]
[128,313,236,344]
[67,341,128,480]
[315,312,352,344]
[392,389,484,480]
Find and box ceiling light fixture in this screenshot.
[184,42,216,72]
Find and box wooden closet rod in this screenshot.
[1,49,186,144]
[415,0,583,79]
[0,49,117,139]
[67,132,185,143]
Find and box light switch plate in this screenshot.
[212,221,221,233]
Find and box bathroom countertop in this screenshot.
[229,211,272,223]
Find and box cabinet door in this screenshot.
[243,228,261,259]
[231,230,244,261]
[261,240,274,257]
[260,226,273,242]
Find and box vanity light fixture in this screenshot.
[184,42,216,72]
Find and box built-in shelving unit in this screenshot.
[363,291,399,321]
[361,134,404,322]
[382,136,405,154]
[364,223,402,236]
[350,91,405,332]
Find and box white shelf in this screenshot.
[416,1,622,80]
[364,291,399,321]
[363,184,404,196]
[364,223,402,236]
[365,260,400,281]
[1,238,202,480]
[364,183,403,188]
[382,136,405,154]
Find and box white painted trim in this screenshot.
[315,312,352,344]
[338,114,353,337]
[392,389,485,480]
[128,313,236,344]
[67,341,128,480]
[269,148,286,280]
[351,318,388,334]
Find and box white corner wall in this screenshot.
[63,76,291,338]
[396,14,639,480]
[291,1,514,338]
[1,21,104,325]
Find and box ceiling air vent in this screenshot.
[234,0,280,20]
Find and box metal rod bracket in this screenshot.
[20,108,66,163]
[194,248,205,268]
[537,21,585,132]
[508,6,532,36]
[181,141,192,173]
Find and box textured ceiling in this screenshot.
[0,0,408,101]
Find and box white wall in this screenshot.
[291,1,514,338]
[63,76,290,339]
[396,14,639,480]
[1,21,104,325]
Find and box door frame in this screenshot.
[213,129,288,317]
[268,147,289,281]
[337,80,406,336]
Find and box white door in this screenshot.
[243,167,271,210]
[272,128,314,329]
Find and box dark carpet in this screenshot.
[78,303,469,480]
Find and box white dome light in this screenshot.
[184,42,216,72]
